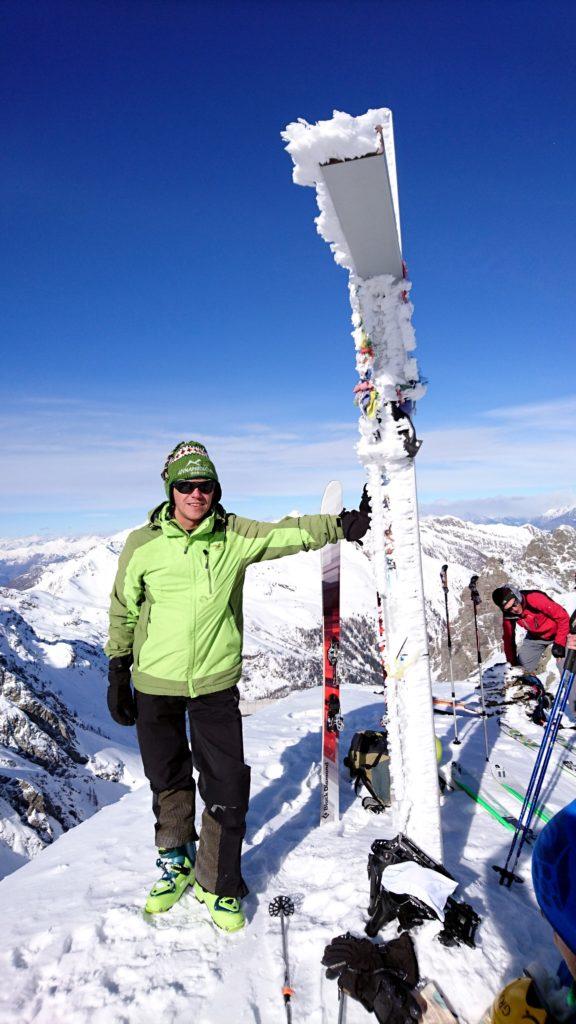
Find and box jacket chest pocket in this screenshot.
[198,542,228,594]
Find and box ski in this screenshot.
[489,762,552,823]
[320,480,343,824]
[499,721,576,781]
[542,725,576,754]
[433,697,482,715]
[444,762,521,833]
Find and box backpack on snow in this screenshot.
[343,730,391,813]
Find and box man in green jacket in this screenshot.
[106,440,369,931]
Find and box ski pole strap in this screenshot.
[469,574,481,606]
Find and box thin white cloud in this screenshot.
[0,397,363,512]
[418,394,575,498]
[421,490,576,522]
[482,396,576,422]
[0,393,574,524]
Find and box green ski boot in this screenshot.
[145,843,196,914]
[193,880,245,932]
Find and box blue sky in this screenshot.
[1,0,575,536]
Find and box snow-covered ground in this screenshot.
[0,683,574,1024]
[0,517,574,1021]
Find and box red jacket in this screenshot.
[503,590,570,664]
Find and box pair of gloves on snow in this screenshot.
[322,932,421,1024]
[107,488,373,726]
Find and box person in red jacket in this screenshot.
[492,585,570,672]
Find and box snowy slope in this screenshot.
[0,516,574,876]
[0,684,574,1024]
[0,534,111,588]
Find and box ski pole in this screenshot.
[495,661,574,884]
[468,576,490,761]
[269,895,295,1022]
[337,989,347,1024]
[440,564,460,744]
[494,612,576,885]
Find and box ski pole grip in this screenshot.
[565,611,576,674]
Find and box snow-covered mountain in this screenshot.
[0,515,574,876]
[532,504,576,531]
[443,504,576,531]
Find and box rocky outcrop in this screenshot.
[241,615,382,701]
[0,609,130,872]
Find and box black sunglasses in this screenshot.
[173,479,216,495]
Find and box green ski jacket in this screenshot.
[106,502,343,698]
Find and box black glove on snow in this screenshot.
[339,486,372,543]
[372,975,422,1024]
[322,933,421,1022]
[322,933,383,979]
[376,933,420,989]
[107,655,136,726]
[552,643,566,659]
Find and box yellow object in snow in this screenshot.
[490,978,548,1023]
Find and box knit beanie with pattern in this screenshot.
[161,441,220,498]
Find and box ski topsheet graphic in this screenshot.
[320,480,343,824]
[283,109,442,860]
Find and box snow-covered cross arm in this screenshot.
[282,108,442,861]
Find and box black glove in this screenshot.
[359,484,372,516]
[322,934,383,979]
[107,655,136,726]
[322,933,421,1022]
[552,643,566,658]
[376,933,419,989]
[372,975,422,1024]
[340,487,372,543]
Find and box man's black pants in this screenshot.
[135,686,250,898]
